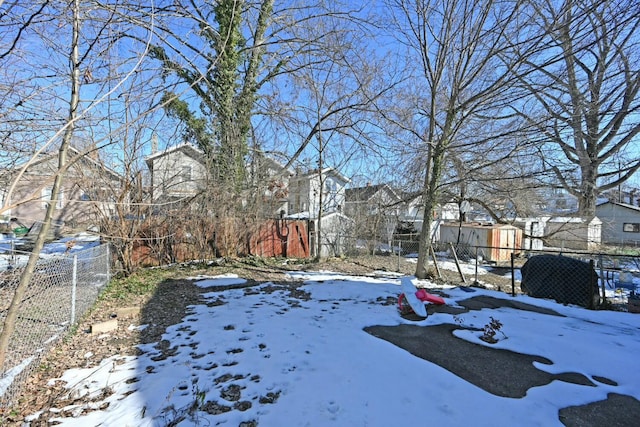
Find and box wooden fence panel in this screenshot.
[249,219,309,258]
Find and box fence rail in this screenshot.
[0,244,110,408]
[339,235,639,311]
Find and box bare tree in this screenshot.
[0,0,82,371]
[0,0,161,369]
[281,11,397,257]
[383,0,533,279]
[515,0,640,216]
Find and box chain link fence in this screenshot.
[338,234,639,311]
[0,244,111,408]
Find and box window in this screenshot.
[555,198,567,210]
[623,223,640,233]
[181,166,192,181]
[42,187,64,209]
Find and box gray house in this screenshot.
[145,143,208,205]
[595,201,640,246]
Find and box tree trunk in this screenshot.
[0,0,80,371]
[415,143,446,279]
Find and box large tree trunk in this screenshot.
[415,143,446,279]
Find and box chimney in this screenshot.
[151,132,158,153]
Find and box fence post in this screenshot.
[590,259,598,309]
[474,246,479,285]
[71,254,78,325]
[598,254,606,305]
[510,252,515,297]
[397,241,401,273]
[449,242,467,284]
[107,244,111,283]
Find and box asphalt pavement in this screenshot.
[365,295,640,427]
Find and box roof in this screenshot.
[548,216,602,225]
[7,145,122,182]
[596,200,640,213]
[345,184,399,202]
[144,143,204,166]
[291,167,349,184]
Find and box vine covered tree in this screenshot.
[149,0,274,191]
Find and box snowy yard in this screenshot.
[19,271,640,426]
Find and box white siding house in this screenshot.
[399,194,459,233]
[286,168,350,257]
[1,147,122,233]
[287,168,348,217]
[344,183,402,242]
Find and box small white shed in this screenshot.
[309,212,355,258]
[544,216,601,250]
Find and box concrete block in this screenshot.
[91,319,118,334]
[116,306,141,318]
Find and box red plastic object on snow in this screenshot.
[398,288,445,314]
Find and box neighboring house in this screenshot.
[595,201,640,246]
[396,193,460,245]
[399,193,459,232]
[398,192,424,230]
[144,143,208,205]
[285,168,350,258]
[249,155,292,217]
[287,167,349,217]
[344,183,402,242]
[539,187,579,214]
[314,211,355,258]
[145,143,292,217]
[0,146,122,234]
[145,144,355,257]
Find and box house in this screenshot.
[540,187,580,214]
[145,143,292,217]
[285,167,350,257]
[0,146,122,235]
[595,201,640,246]
[313,211,355,258]
[249,155,292,217]
[344,183,402,243]
[398,193,459,233]
[145,143,355,257]
[144,143,208,205]
[287,167,349,217]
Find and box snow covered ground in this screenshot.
[23,272,640,426]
